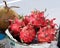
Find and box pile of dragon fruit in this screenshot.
[9,10,57,44]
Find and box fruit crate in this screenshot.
[5,29,58,48]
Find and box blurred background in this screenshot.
[0,0,60,25]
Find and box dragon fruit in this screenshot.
[37,18,57,43]
[45,18,57,28]
[20,24,36,44]
[23,10,46,28]
[9,18,25,36]
[37,26,57,43]
[9,24,20,36]
[14,18,25,27]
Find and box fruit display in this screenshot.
[9,9,58,44]
[0,1,19,30]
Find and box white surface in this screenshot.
[0,37,58,48]
[15,43,50,48]
[13,41,58,48]
[5,29,18,42]
[0,37,11,48]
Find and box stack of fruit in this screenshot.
[9,10,57,44]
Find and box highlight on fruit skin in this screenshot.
[0,1,19,30]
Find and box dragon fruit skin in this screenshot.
[9,18,25,36]
[23,10,46,28]
[37,26,57,43]
[20,25,36,44]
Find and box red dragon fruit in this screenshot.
[20,24,36,44]
[45,18,57,28]
[23,10,46,28]
[31,10,44,18]
[37,26,57,43]
[14,18,25,27]
[9,24,20,36]
[9,18,25,36]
